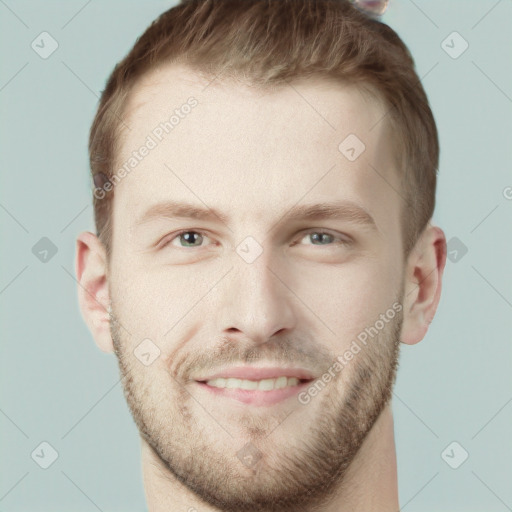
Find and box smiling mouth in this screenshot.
[200,376,312,391]
[194,377,315,406]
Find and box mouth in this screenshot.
[193,366,316,406]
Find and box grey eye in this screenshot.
[308,232,335,245]
[176,231,204,247]
[298,230,350,248]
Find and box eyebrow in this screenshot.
[134,199,378,231]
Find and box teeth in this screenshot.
[258,378,274,391]
[206,376,301,390]
[240,379,258,390]
[225,378,241,389]
[274,376,288,389]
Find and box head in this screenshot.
[76,1,446,510]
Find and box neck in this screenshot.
[142,404,399,512]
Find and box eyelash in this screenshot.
[159,229,351,249]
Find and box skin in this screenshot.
[76,64,446,512]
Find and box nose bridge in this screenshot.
[217,243,296,343]
[238,247,280,309]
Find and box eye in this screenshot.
[161,230,211,249]
[296,230,351,247]
[158,228,351,251]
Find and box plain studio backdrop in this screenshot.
[1,1,511,511]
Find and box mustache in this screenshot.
[176,334,336,380]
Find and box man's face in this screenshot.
[107,64,405,511]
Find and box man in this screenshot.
[75,0,446,510]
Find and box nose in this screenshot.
[216,249,297,345]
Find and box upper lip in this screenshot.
[194,366,316,382]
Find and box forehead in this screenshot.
[112,63,400,239]
[121,64,388,142]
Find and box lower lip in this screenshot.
[195,380,313,406]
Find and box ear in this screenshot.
[401,222,447,345]
[75,231,113,353]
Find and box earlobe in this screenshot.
[400,223,447,345]
[75,231,114,354]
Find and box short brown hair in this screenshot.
[89,0,439,260]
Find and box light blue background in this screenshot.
[1,1,511,511]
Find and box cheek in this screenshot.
[293,257,401,349]
[110,261,219,337]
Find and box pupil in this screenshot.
[311,233,331,244]
[182,232,200,246]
